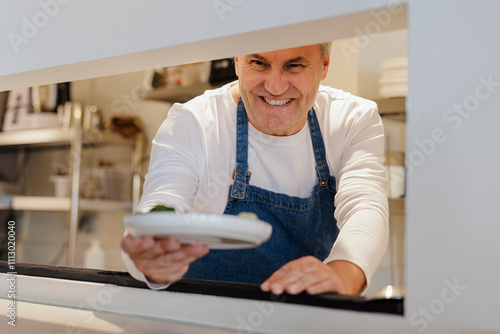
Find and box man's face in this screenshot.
[234,45,329,136]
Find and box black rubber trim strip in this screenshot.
[0,261,403,315]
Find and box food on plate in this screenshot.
[237,212,259,220]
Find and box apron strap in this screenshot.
[231,98,251,199]
[235,97,249,166]
[308,108,331,187]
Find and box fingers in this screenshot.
[121,234,152,254]
[122,234,209,285]
[122,235,182,259]
[261,256,317,294]
[286,269,342,295]
[261,256,343,295]
[152,245,208,276]
[304,276,342,295]
[157,244,209,267]
[141,243,209,284]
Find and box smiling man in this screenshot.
[122,43,389,296]
[235,47,328,136]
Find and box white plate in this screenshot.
[123,212,272,249]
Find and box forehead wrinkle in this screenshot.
[246,54,267,61]
[246,54,309,65]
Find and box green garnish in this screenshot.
[149,205,175,212]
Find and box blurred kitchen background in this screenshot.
[0,29,407,295]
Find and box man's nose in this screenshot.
[264,68,289,96]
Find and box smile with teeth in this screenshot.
[262,97,292,106]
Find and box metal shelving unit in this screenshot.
[0,110,142,266]
[7,196,132,212]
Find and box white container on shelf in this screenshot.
[49,175,71,197]
[379,57,408,98]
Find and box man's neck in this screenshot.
[230,82,240,105]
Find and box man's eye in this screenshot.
[250,60,265,66]
[287,64,305,71]
[249,60,269,71]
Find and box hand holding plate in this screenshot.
[121,234,209,284]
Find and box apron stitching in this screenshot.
[228,186,335,211]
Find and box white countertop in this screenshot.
[0,298,237,334]
[0,272,407,334]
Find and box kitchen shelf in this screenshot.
[0,196,132,212]
[0,127,132,148]
[12,196,69,211]
[144,82,213,103]
[80,198,132,212]
[0,128,72,147]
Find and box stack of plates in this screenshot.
[385,165,405,198]
[379,57,408,98]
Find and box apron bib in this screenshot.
[185,98,339,283]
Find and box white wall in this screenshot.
[325,38,360,95]
[406,0,500,331]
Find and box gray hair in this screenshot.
[319,42,332,61]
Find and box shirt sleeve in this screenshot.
[323,102,389,288]
[122,104,205,287]
[136,105,205,213]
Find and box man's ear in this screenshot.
[321,55,330,81]
[234,56,239,77]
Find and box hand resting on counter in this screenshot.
[260,256,366,296]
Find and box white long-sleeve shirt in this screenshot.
[123,83,389,288]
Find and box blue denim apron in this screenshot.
[185,98,339,284]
